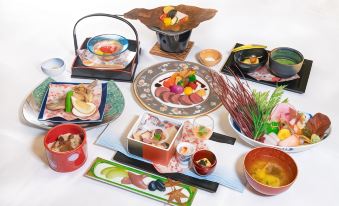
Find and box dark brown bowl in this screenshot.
[234,48,268,73]
[269,47,304,78]
[192,150,217,176]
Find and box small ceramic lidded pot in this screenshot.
[44,124,87,172]
[176,142,195,164]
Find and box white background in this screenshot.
[1,0,339,205]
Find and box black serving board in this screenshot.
[71,38,139,82]
[221,43,313,94]
[113,132,237,193]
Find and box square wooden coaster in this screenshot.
[149,41,194,61]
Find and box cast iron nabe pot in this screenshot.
[156,30,192,53]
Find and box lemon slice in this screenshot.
[72,107,96,117]
[71,96,96,115]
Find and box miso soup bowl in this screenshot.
[269,47,304,78]
[44,124,87,172]
[243,147,298,195]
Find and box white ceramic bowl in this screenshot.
[228,114,330,153]
[41,58,65,76]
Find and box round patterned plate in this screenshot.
[133,61,221,118]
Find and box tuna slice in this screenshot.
[161,92,174,102]
[189,93,204,104]
[155,87,170,97]
[179,95,193,105]
[170,94,181,105]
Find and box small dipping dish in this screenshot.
[234,48,268,73]
[176,142,195,164]
[41,58,65,77]
[269,47,304,78]
[191,150,217,176]
[198,49,222,67]
[87,34,129,61]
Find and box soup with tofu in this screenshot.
[248,156,293,187]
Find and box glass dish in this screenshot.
[87,34,129,60]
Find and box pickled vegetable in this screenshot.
[65,91,73,113]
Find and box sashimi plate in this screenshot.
[133,61,221,118]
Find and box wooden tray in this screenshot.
[150,41,194,61]
[221,43,313,94]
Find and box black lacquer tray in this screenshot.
[71,13,139,82]
[221,43,313,93]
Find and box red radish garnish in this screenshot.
[99,45,117,54]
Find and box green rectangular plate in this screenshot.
[85,157,197,206]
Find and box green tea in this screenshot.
[273,58,296,65]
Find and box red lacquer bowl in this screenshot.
[44,124,87,172]
[192,150,217,176]
[244,147,298,195]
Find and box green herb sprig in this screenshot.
[251,86,288,139]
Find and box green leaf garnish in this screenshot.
[153,133,161,141]
[251,86,287,139]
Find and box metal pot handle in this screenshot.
[72,13,139,55]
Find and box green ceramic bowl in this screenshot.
[269,47,304,78]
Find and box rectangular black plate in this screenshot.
[71,38,139,83]
[113,132,237,193]
[210,132,236,145]
[221,43,313,94]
